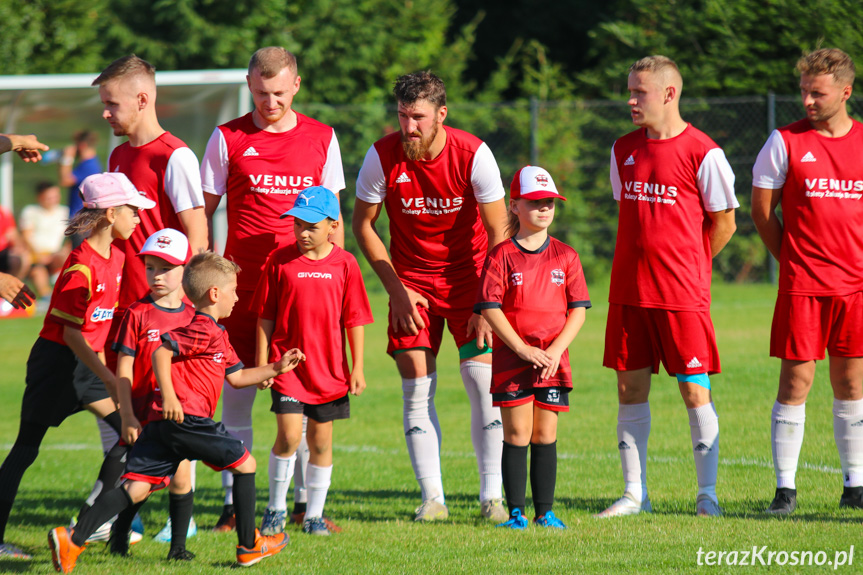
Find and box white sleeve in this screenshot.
[164,147,205,213]
[470,143,505,203]
[18,205,35,231]
[752,130,788,189]
[610,144,622,201]
[355,145,386,204]
[697,148,739,212]
[200,128,228,196]
[320,131,346,194]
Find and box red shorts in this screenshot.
[603,304,720,375]
[386,271,481,356]
[220,289,258,366]
[771,292,863,360]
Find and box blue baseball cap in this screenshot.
[281,186,340,223]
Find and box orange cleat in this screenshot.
[236,529,289,567]
[48,526,85,573]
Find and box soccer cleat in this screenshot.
[153,517,198,543]
[534,510,567,529]
[480,498,509,522]
[302,516,330,536]
[213,504,236,532]
[0,542,32,559]
[49,526,85,573]
[130,513,145,537]
[496,508,529,530]
[695,494,723,517]
[766,487,797,515]
[236,529,289,567]
[166,547,196,561]
[290,511,343,533]
[414,500,449,522]
[107,529,130,557]
[839,486,863,509]
[260,508,287,536]
[594,492,653,518]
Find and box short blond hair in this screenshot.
[182,252,240,304]
[249,47,298,78]
[629,55,682,90]
[92,54,156,87]
[797,48,856,86]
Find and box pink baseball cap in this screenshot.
[510,165,566,201]
[138,228,191,265]
[79,172,157,210]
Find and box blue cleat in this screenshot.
[496,508,528,530]
[534,510,567,529]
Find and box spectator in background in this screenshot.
[59,130,102,247]
[19,182,70,300]
[0,205,30,282]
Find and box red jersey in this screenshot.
[112,296,196,423]
[201,112,345,293]
[476,237,591,393]
[752,119,863,296]
[609,125,738,311]
[355,126,505,278]
[0,206,13,251]
[110,132,204,310]
[253,244,373,404]
[159,313,243,419]
[40,240,124,352]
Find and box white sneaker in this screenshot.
[480,498,509,522]
[594,492,653,518]
[696,494,722,517]
[414,500,449,522]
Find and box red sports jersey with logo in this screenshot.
[253,244,373,404]
[40,240,124,352]
[771,119,863,295]
[476,237,591,393]
[609,126,737,311]
[113,296,196,423]
[159,313,243,419]
[206,112,343,292]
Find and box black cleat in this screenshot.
[839,486,863,509]
[167,546,196,561]
[765,487,797,515]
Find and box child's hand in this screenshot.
[516,345,552,370]
[349,369,366,396]
[121,414,143,445]
[162,397,184,424]
[275,348,306,374]
[540,347,564,380]
[258,377,275,390]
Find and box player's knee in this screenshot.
[272,432,301,457]
[233,454,257,474]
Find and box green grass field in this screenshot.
[0,283,860,574]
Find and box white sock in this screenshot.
[190,460,197,491]
[833,398,863,487]
[689,403,719,502]
[96,417,120,455]
[618,402,650,503]
[772,401,805,490]
[221,381,257,505]
[268,451,296,511]
[305,463,332,519]
[459,360,503,502]
[403,374,445,503]
[294,419,309,505]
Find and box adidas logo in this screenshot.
[801,151,816,163]
[243,146,259,157]
[395,172,411,184]
[483,420,502,431]
[405,426,426,436]
[774,419,800,427]
[851,419,863,428]
[686,357,702,369]
[624,155,635,166]
[618,441,631,450]
[694,442,712,453]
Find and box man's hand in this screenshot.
[0,273,36,309]
[8,134,49,163]
[466,313,494,351]
[390,285,429,335]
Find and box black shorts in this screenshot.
[270,390,350,422]
[0,247,9,273]
[492,386,570,412]
[22,337,111,427]
[124,415,249,488]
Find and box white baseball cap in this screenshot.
[138,228,191,265]
[510,165,566,201]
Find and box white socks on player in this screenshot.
[221,383,257,505]
[306,463,332,519]
[459,360,503,502]
[771,401,805,490]
[403,373,445,503]
[294,419,310,505]
[688,403,719,502]
[617,402,650,503]
[268,451,297,511]
[833,398,863,487]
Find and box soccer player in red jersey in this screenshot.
[354,71,509,522]
[0,173,154,560]
[752,49,863,515]
[201,47,346,528]
[476,166,590,530]
[597,56,738,519]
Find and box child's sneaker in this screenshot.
[166,547,196,561]
[153,517,198,542]
[534,510,567,529]
[260,507,287,535]
[302,516,330,536]
[213,504,236,533]
[290,511,343,533]
[414,500,449,522]
[496,508,529,530]
[49,526,85,573]
[0,542,31,559]
[481,498,509,522]
[236,529,289,567]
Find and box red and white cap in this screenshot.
[79,172,157,210]
[510,165,566,201]
[138,228,191,265]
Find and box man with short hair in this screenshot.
[752,48,863,515]
[597,56,738,519]
[201,46,345,532]
[353,71,509,522]
[59,130,102,221]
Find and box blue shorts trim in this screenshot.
[676,372,711,389]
